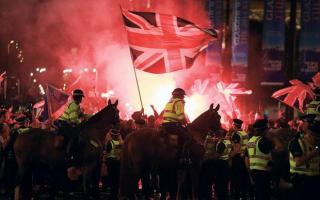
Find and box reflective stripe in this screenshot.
[289,138,320,176]
[247,136,271,171]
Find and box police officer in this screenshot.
[246,119,273,200]
[59,89,90,164]
[288,121,320,200]
[59,89,90,125]
[103,129,123,200]
[162,88,187,129]
[199,130,219,200]
[215,130,232,200]
[230,119,251,199]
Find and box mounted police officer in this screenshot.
[58,89,90,164]
[162,88,187,139]
[246,119,273,200]
[288,121,320,200]
[59,89,90,125]
[230,118,252,199]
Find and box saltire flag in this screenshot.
[0,71,6,83]
[39,85,70,121]
[272,79,315,112]
[122,9,218,74]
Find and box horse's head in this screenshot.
[82,99,120,130]
[105,99,120,125]
[190,103,221,133]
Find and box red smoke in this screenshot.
[1,0,254,123]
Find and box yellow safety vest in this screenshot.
[17,127,31,134]
[204,135,216,159]
[216,139,232,160]
[59,101,82,125]
[233,130,249,152]
[289,138,320,176]
[163,98,185,123]
[247,136,271,171]
[107,140,122,160]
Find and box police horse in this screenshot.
[120,104,221,200]
[14,99,120,200]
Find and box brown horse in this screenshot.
[119,104,221,200]
[14,99,120,200]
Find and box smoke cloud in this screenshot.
[1,0,229,119]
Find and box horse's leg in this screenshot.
[119,158,139,199]
[17,164,33,200]
[91,162,102,200]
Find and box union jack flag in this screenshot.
[272,79,315,112]
[122,9,217,74]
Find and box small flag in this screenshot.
[41,84,70,121]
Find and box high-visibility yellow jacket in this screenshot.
[107,140,122,160]
[216,139,232,160]
[59,101,82,125]
[203,135,216,159]
[232,130,249,152]
[289,138,320,176]
[163,98,186,123]
[247,136,271,171]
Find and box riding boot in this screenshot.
[66,138,80,166]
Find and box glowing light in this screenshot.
[30,73,34,77]
[38,84,45,95]
[84,68,88,72]
[108,90,115,95]
[39,68,46,73]
[33,79,37,83]
[185,93,208,121]
[92,68,97,73]
[36,68,39,72]
[63,69,72,73]
[10,40,14,44]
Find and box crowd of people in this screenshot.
[0,87,319,200]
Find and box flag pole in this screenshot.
[119,6,144,109]
[132,63,144,109]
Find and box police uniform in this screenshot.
[199,133,218,199]
[214,138,232,200]
[104,129,122,199]
[59,100,83,125]
[59,89,91,165]
[288,123,320,200]
[247,130,273,200]
[162,88,187,152]
[230,119,252,199]
[163,98,186,124]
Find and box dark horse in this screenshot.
[120,104,221,200]
[13,99,120,200]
